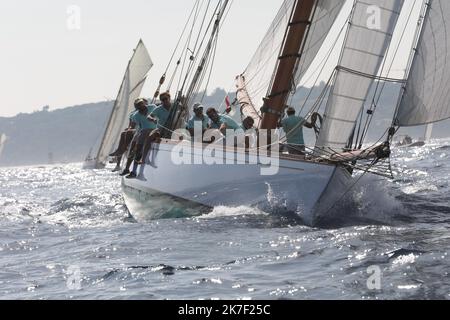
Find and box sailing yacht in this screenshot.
[83,40,153,169]
[0,134,7,160]
[394,124,433,148]
[121,0,450,226]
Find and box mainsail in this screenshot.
[94,40,153,168]
[316,0,405,151]
[237,0,345,127]
[395,0,450,126]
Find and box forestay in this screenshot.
[95,40,153,167]
[316,0,404,151]
[396,0,450,126]
[236,0,345,127]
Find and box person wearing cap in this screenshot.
[187,103,209,137]
[120,99,157,178]
[279,107,313,155]
[134,93,173,171]
[109,98,148,171]
[206,108,240,135]
[150,92,172,130]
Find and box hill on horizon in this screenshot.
[0,84,449,167]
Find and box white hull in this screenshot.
[121,141,353,225]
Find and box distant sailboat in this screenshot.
[394,124,433,148]
[83,40,153,169]
[424,124,434,142]
[0,134,7,160]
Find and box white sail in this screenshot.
[316,0,405,151]
[95,40,153,167]
[294,0,346,82]
[236,0,345,126]
[424,123,434,141]
[396,0,450,126]
[0,134,7,159]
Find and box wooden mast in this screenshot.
[260,0,317,130]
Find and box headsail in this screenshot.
[396,0,450,126]
[316,0,405,151]
[95,40,153,168]
[237,0,345,127]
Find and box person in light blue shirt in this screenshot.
[187,103,209,137]
[121,99,157,178]
[206,108,241,134]
[132,109,157,133]
[280,107,313,155]
[150,92,172,129]
[110,99,145,171]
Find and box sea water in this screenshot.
[0,140,449,299]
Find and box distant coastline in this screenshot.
[0,84,448,167]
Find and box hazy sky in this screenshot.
[0,0,422,117]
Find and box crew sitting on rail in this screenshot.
[136,92,174,168]
[151,92,172,130]
[278,107,314,155]
[186,103,209,137]
[109,99,148,172]
[206,107,241,135]
[120,99,157,178]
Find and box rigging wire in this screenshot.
[184,1,227,105]
[175,0,204,97]
[200,32,219,102]
[152,0,200,101]
[274,10,352,147]
[197,0,234,103]
[164,0,201,75]
[180,1,222,99]
[295,13,350,117]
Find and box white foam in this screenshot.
[338,175,405,224]
[199,206,268,219]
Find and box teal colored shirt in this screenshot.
[187,114,209,130]
[147,104,157,114]
[151,105,171,129]
[209,115,241,131]
[282,115,306,145]
[132,109,157,132]
[129,110,138,121]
